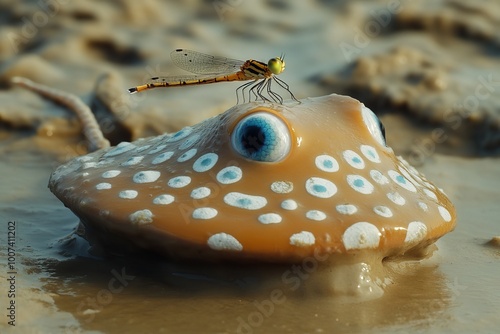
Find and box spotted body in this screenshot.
[49,94,456,262]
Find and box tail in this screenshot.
[11,77,110,151]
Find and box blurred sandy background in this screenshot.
[0,0,499,333]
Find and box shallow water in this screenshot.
[1,0,499,333]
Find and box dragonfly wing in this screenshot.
[170,49,245,75]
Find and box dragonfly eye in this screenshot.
[231,112,291,162]
[361,105,386,146]
[268,58,285,75]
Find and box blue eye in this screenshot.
[231,112,291,162]
[361,105,386,146]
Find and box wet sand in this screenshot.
[1,1,499,333]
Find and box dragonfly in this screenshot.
[128,49,298,104]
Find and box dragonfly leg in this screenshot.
[248,81,259,102]
[253,79,273,103]
[247,80,262,102]
[266,79,283,104]
[249,81,258,102]
[247,80,259,102]
[273,77,300,103]
[237,80,257,104]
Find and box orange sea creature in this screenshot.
[12,77,456,295]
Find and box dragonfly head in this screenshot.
[268,56,286,75]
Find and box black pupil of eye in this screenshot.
[240,125,265,153]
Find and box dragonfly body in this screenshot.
[128,49,296,104]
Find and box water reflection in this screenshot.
[42,231,453,334]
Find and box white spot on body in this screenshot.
[121,156,144,166]
[207,233,243,251]
[133,171,161,183]
[281,199,298,210]
[217,166,243,184]
[104,142,135,157]
[406,164,424,182]
[193,153,219,172]
[179,134,201,150]
[397,156,411,167]
[96,159,115,168]
[373,206,393,218]
[342,222,381,250]
[388,170,417,192]
[404,221,428,244]
[370,170,389,185]
[152,151,174,165]
[306,210,327,221]
[336,204,358,215]
[387,192,406,206]
[77,156,94,162]
[398,166,421,188]
[153,194,175,205]
[168,176,191,188]
[270,181,294,194]
[315,155,339,172]
[423,188,438,201]
[129,209,153,225]
[148,144,167,154]
[360,145,381,163]
[290,231,315,247]
[119,190,138,199]
[168,127,193,142]
[343,150,365,169]
[177,148,197,162]
[135,145,151,153]
[102,170,121,178]
[258,213,282,224]
[83,162,97,169]
[191,187,211,199]
[418,202,428,212]
[423,181,435,190]
[192,207,218,220]
[224,192,267,210]
[438,206,452,222]
[305,177,337,198]
[346,175,374,194]
[96,182,112,190]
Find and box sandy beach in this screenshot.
[0,1,499,333]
